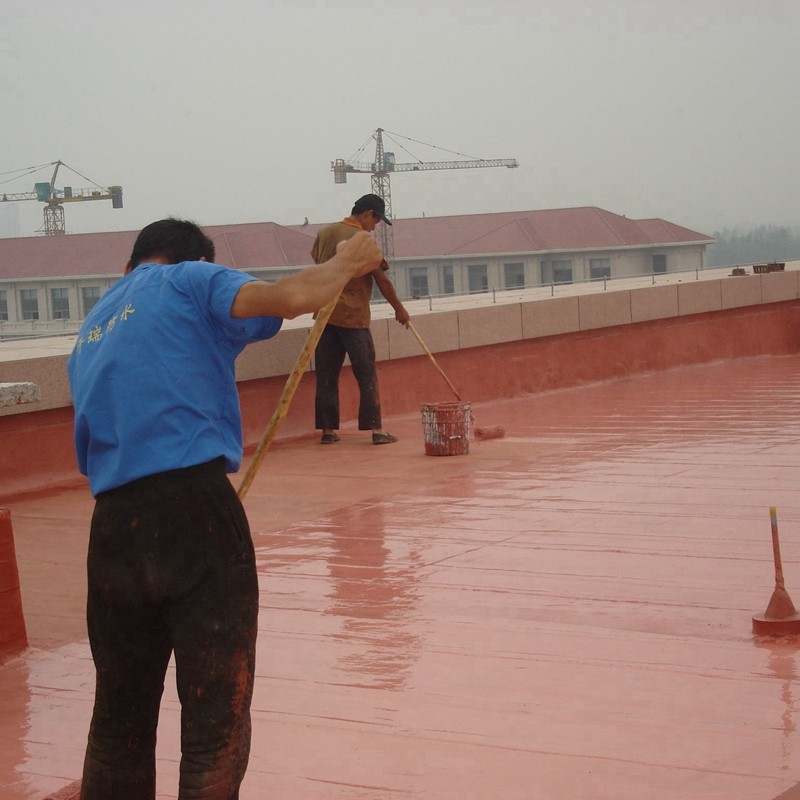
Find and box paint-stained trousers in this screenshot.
[80,458,258,800]
[315,324,382,431]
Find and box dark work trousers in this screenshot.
[80,458,258,800]
[315,324,382,431]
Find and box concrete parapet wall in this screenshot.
[0,508,28,661]
[1,269,799,499]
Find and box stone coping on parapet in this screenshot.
[0,382,40,407]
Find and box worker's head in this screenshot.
[351,194,392,232]
[126,218,215,272]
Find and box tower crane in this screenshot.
[332,128,518,260]
[0,160,123,235]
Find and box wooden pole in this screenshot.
[237,294,339,500]
[407,320,462,401]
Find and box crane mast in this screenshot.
[332,128,518,261]
[370,130,393,259]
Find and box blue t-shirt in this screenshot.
[67,260,282,496]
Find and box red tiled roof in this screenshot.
[0,229,139,280]
[0,207,712,280]
[391,207,712,257]
[207,222,318,270]
[0,222,319,281]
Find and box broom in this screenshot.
[407,320,504,441]
[764,506,798,619]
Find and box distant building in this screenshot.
[0,207,713,335]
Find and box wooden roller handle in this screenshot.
[770,506,786,588]
[237,293,339,500]
[407,320,462,402]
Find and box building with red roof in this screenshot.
[0,207,712,332]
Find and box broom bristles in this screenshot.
[765,586,798,619]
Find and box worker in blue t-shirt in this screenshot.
[67,217,382,800]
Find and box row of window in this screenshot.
[0,286,101,322]
[1,255,671,323]
[407,263,524,298]
[404,256,667,297]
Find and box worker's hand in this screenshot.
[395,307,411,327]
[336,232,383,276]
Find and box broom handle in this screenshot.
[770,506,787,589]
[407,321,462,402]
[237,293,340,500]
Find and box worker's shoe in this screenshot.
[320,432,340,444]
[372,432,398,445]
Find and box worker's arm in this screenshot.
[230,232,382,320]
[373,268,410,327]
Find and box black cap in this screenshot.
[352,193,392,225]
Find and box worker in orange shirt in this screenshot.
[311,193,410,445]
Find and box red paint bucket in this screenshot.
[421,402,471,456]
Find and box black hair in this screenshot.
[128,218,215,269]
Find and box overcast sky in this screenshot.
[1,0,797,239]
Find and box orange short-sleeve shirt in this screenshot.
[311,218,380,329]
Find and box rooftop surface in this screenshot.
[3,352,800,799]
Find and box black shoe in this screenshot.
[372,432,398,445]
[320,432,340,444]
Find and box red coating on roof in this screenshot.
[3,349,800,800]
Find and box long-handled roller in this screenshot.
[407,320,504,441]
[237,293,339,500]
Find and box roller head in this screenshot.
[473,425,505,441]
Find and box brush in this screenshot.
[752,506,800,636]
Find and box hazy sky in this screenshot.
[1,0,798,238]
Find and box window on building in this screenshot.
[468,264,488,294]
[441,265,454,294]
[552,260,573,284]
[652,254,667,273]
[82,286,101,316]
[409,267,429,298]
[51,287,70,319]
[20,289,39,320]
[504,262,525,288]
[589,258,611,280]
[0,290,7,321]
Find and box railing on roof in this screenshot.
[0,318,81,342]
[372,262,778,313]
[0,262,792,342]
